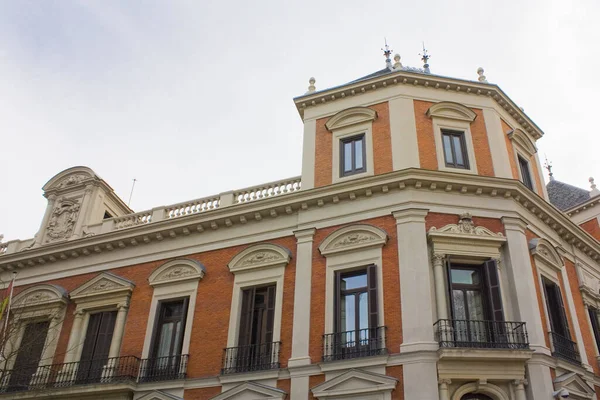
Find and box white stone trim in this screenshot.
[318,224,387,256]
[228,243,291,274]
[301,118,317,190]
[225,244,291,348]
[136,390,183,400]
[529,238,563,272]
[310,369,398,399]
[389,97,420,170]
[553,371,596,399]
[325,107,377,131]
[508,129,537,158]
[148,258,205,286]
[70,272,134,301]
[431,114,478,175]
[211,381,286,400]
[426,101,477,122]
[451,381,510,400]
[331,121,375,184]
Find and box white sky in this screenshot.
[1,0,598,242]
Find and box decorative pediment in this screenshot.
[554,372,595,399]
[228,244,291,273]
[149,258,205,286]
[137,391,183,400]
[508,128,537,157]
[70,272,134,301]
[426,101,477,122]
[210,382,286,400]
[42,166,96,192]
[12,284,68,309]
[325,107,377,131]
[319,224,387,256]
[529,238,563,272]
[311,369,398,399]
[428,213,506,259]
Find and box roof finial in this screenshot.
[306,77,316,94]
[419,42,430,73]
[477,67,488,83]
[393,54,402,69]
[590,177,599,196]
[382,38,393,70]
[544,155,554,181]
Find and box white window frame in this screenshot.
[142,259,205,359]
[225,244,291,349]
[516,150,534,189]
[433,119,478,175]
[332,122,374,184]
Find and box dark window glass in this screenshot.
[340,135,366,176]
[151,298,188,359]
[542,278,570,338]
[238,285,276,347]
[588,308,600,352]
[518,155,534,190]
[441,130,469,169]
[8,321,50,391]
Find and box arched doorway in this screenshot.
[461,394,494,400]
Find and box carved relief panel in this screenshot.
[45,197,81,243]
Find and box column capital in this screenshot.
[512,379,527,387]
[392,208,429,225]
[432,253,445,265]
[73,309,84,317]
[501,216,528,233]
[294,228,316,242]
[439,378,452,386]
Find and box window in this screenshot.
[441,130,469,169]
[7,321,50,391]
[328,266,381,359]
[542,277,580,363]
[340,134,366,177]
[78,311,117,383]
[145,298,189,380]
[588,307,600,352]
[447,260,505,346]
[518,155,534,190]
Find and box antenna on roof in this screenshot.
[543,155,554,181]
[382,38,393,70]
[128,178,137,207]
[419,42,430,74]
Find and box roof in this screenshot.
[546,179,591,211]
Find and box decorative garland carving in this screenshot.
[319,224,387,256]
[57,174,87,188]
[45,198,81,242]
[428,213,504,237]
[149,259,205,285]
[240,251,283,266]
[228,244,291,273]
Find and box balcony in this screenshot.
[322,327,387,362]
[549,332,581,365]
[434,319,529,350]
[0,354,188,394]
[221,342,281,374]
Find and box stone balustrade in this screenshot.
[0,176,302,255]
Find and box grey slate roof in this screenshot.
[546,179,591,211]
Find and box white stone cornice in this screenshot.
[293,227,317,242]
[2,168,600,273]
[293,69,543,139]
[392,208,429,224]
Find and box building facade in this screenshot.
[1,58,600,400]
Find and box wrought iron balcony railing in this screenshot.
[0,354,188,393]
[221,342,280,374]
[549,332,581,365]
[434,319,529,349]
[322,326,387,362]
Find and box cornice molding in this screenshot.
[149,258,205,286]
[228,243,291,273]
[426,101,477,122]
[293,69,543,139]
[1,169,599,273]
[529,238,564,272]
[318,224,388,256]
[508,128,537,157]
[325,106,377,131]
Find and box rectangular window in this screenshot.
[8,321,50,391]
[441,130,469,169]
[77,311,117,384]
[518,155,534,190]
[588,307,600,352]
[340,134,366,177]
[542,278,570,338]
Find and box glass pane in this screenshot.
[172,321,182,358]
[467,291,485,320]
[358,292,368,330]
[452,135,464,165]
[354,138,364,169]
[343,142,352,172]
[341,295,356,332]
[164,301,183,318]
[452,290,466,320]
[443,134,453,164]
[157,322,174,358]
[341,272,367,290]
[451,269,480,285]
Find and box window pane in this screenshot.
[442,134,453,164]
[466,291,485,320]
[354,138,364,169]
[343,142,352,172]
[358,292,368,330]
[157,322,174,358]
[452,135,464,165]
[341,272,367,290]
[451,269,480,285]
[341,295,355,332]
[452,290,466,320]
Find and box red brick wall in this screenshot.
[471,108,495,177]
[184,387,222,399]
[386,365,404,400]
[313,102,392,188]
[309,374,326,400]
[414,100,438,170]
[309,216,402,363]
[580,218,600,241]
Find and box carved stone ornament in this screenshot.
[12,284,68,309]
[70,272,134,300]
[319,224,388,256]
[57,174,87,188]
[149,259,205,286]
[529,238,563,272]
[428,213,504,237]
[88,278,120,292]
[45,198,81,243]
[228,244,291,273]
